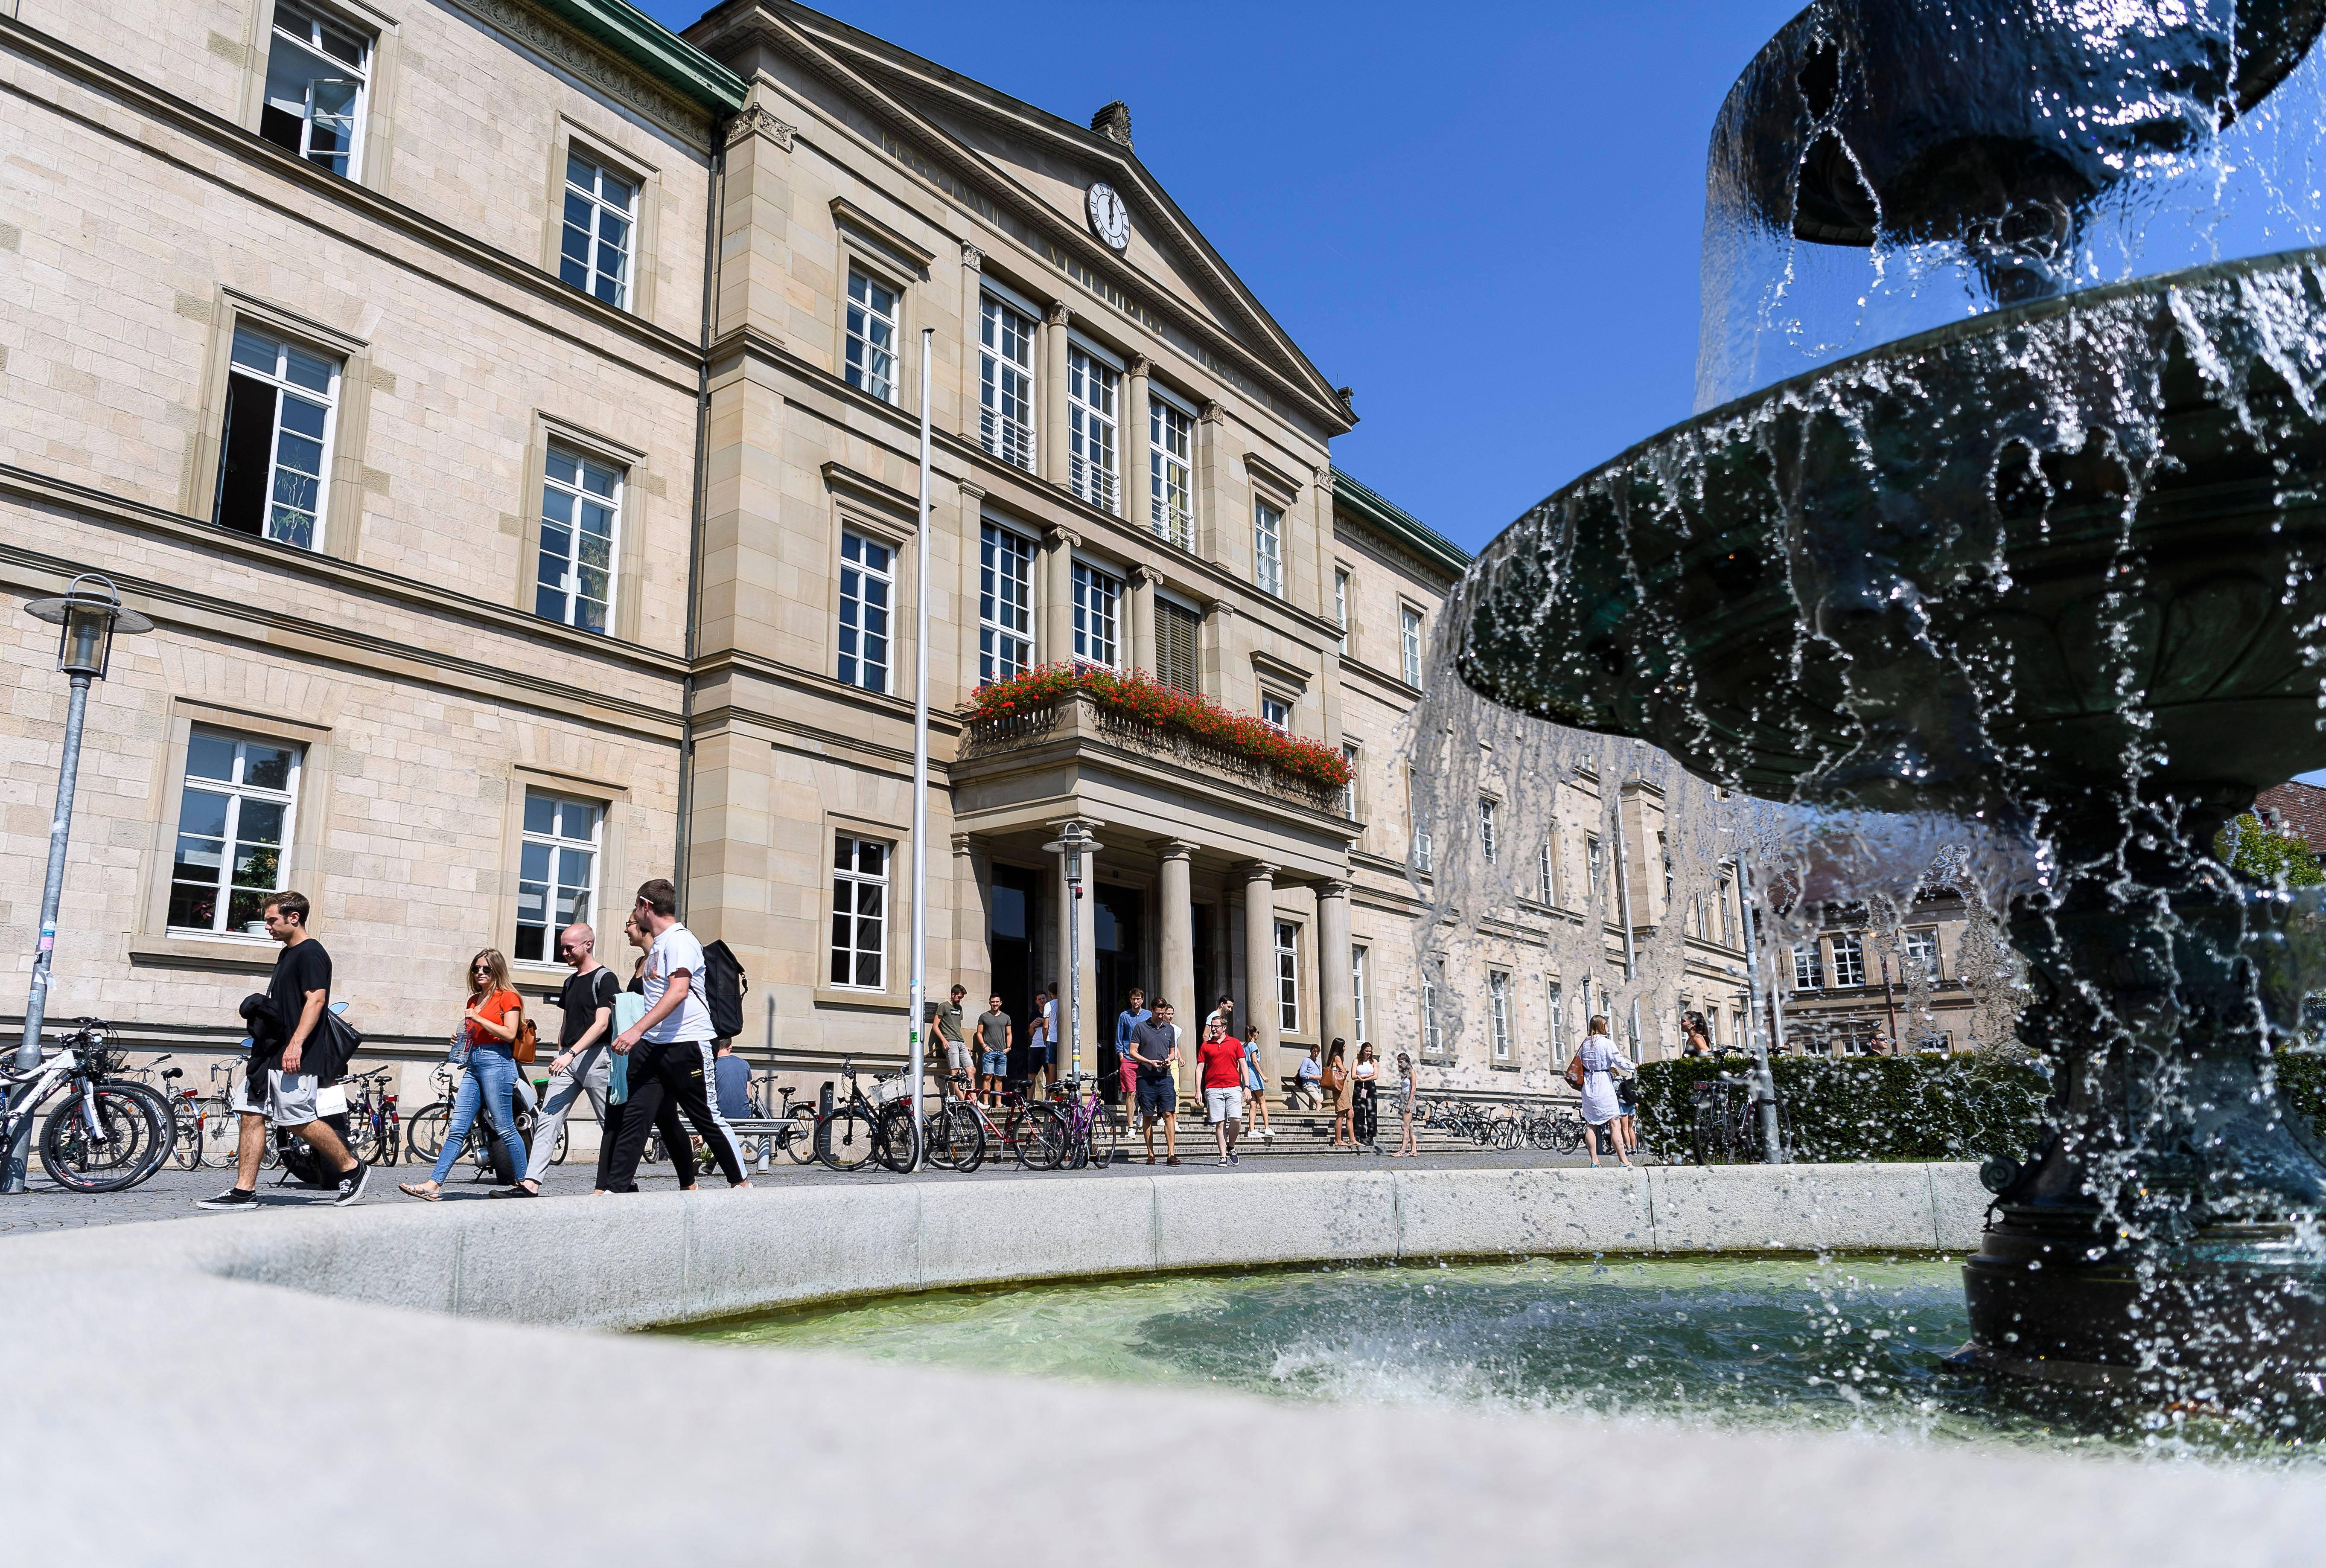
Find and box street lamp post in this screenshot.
[7,575,152,1193]
[1041,822,1101,1091]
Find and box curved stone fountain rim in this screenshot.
[1489,241,2326,537]
[6,1164,2324,1565]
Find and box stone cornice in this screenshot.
[448,0,745,141]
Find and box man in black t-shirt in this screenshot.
[495,921,621,1198]
[198,890,369,1211]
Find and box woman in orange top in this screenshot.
[400,949,527,1199]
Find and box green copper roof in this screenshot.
[534,0,746,115]
[1332,470,1470,577]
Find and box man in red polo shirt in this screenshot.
[1197,1017,1247,1167]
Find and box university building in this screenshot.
[0,0,1742,1109]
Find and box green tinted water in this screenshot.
[667,1256,2326,1466]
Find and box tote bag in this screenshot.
[609,992,649,1105]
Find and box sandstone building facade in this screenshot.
[1,0,1744,1108]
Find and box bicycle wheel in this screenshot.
[39,1087,163,1193]
[102,1080,180,1187]
[936,1103,986,1173]
[345,1110,380,1164]
[783,1105,819,1164]
[1084,1108,1121,1170]
[551,1121,568,1166]
[171,1102,205,1169]
[405,1103,451,1165]
[876,1102,920,1173]
[376,1111,400,1167]
[817,1105,878,1172]
[1014,1103,1066,1170]
[922,1104,964,1171]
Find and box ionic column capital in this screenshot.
[1158,839,1199,864]
[1238,860,1281,886]
[1314,878,1352,901]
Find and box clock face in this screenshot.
[1087,182,1131,252]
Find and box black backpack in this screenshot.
[700,939,748,1041]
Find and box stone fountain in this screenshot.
[1456,0,2326,1400]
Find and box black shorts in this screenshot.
[1135,1076,1175,1117]
[1026,1044,1053,1068]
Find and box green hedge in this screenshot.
[1640,1053,2326,1164]
[1636,1055,2049,1164]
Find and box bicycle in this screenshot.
[923,1074,1061,1173]
[1051,1076,1121,1170]
[343,1069,400,1167]
[130,1054,207,1169]
[814,1057,919,1173]
[742,1076,818,1169]
[0,1018,171,1193]
[405,1062,560,1175]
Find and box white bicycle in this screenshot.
[0,1018,172,1192]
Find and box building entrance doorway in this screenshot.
[1192,903,1215,1033]
[989,864,1041,1081]
[1093,883,1143,1100]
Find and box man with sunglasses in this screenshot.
[601,879,749,1190]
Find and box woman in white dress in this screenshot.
[1576,1014,1633,1168]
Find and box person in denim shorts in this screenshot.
[974,995,1012,1107]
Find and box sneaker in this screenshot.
[1217,1156,1230,1167]
[197,1188,258,1212]
[1228,1153,1240,1166]
[333,1160,372,1207]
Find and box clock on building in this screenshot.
[1086,182,1131,251]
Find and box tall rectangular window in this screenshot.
[1333,568,1350,653]
[1156,598,1200,695]
[1793,943,1825,989]
[535,446,621,634]
[1718,876,1735,943]
[214,325,339,551]
[1421,963,1444,1055]
[1411,771,1432,874]
[831,833,891,990]
[1253,500,1284,597]
[1351,945,1369,1044]
[1342,744,1360,820]
[979,296,1036,469]
[515,791,603,963]
[978,522,1034,684]
[1261,693,1291,732]
[168,730,300,935]
[1071,561,1121,668]
[838,530,893,693]
[844,268,900,403]
[1400,605,1424,685]
[1275,920,1300,1035]
[259,2,369,177]
[1150,396,1194,548]
[1068,347,1119,513]
[560,151,636,309]
[1587,835,1605,898]
[1903,927,1941,978]
[1538,841,1556,904]
[1479,797,1498,863]
[1548,980,1566,1062]
[1489,971,1512,1061]
[1830,932,1866,987]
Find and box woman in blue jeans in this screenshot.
[399,949,527,1200]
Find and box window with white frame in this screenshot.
[560,151,637,309]
[1400,605,1424,685]
[1718,876,1735,943]
[1489,971,1512,1060]
[844,267,900,403]
[1411,771,1432,874]
[979,295,1037,469]
[1548,980,1566,1062]
[168,730,301,936]
[1071,561,1121,668]
[1068,346,1119,513]
[1149,395,1194,548]
[1903,927,1941,978]
[1253,499,1284,597]
[1587,835,1605,897]
[215,324,340,551]
[1421,962,1444,1054]
[1156,597,1200,695]
[259,2,369,177]
[1538,841,1556,904]
[1261,693,1292,732]
[1274,920,1300,1035]
[978,522,1034,684]
[535,446,622,634]
[1333,568,1351,653]
[1830,932,1866,987]
[838,530,893,693]
[1479,797,1498,863]
[1793,943,1825,989]
[515,791,603,963]
[1342,743,1360,821]
[831,833,891,989]
[1351,944,1369,1044]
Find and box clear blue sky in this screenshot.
[636,0,1807,553]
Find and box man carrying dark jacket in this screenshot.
[198,890,369,1211]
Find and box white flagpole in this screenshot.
[909,326,934,1171]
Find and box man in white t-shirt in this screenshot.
[603,878,749,1190]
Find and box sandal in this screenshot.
[398,1182,441,1201]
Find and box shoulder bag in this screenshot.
[1564,1050,1588,1090]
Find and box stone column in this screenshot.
[1242,862,1280,1079]
[1316,879,1355,1052]
[953,833,990,1005]
[1129,565,1160,676]
[1124,355,1153,535]
[1043,300,1072,489]
[1042,526,1080,666]
[1159,841,1197,1077]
